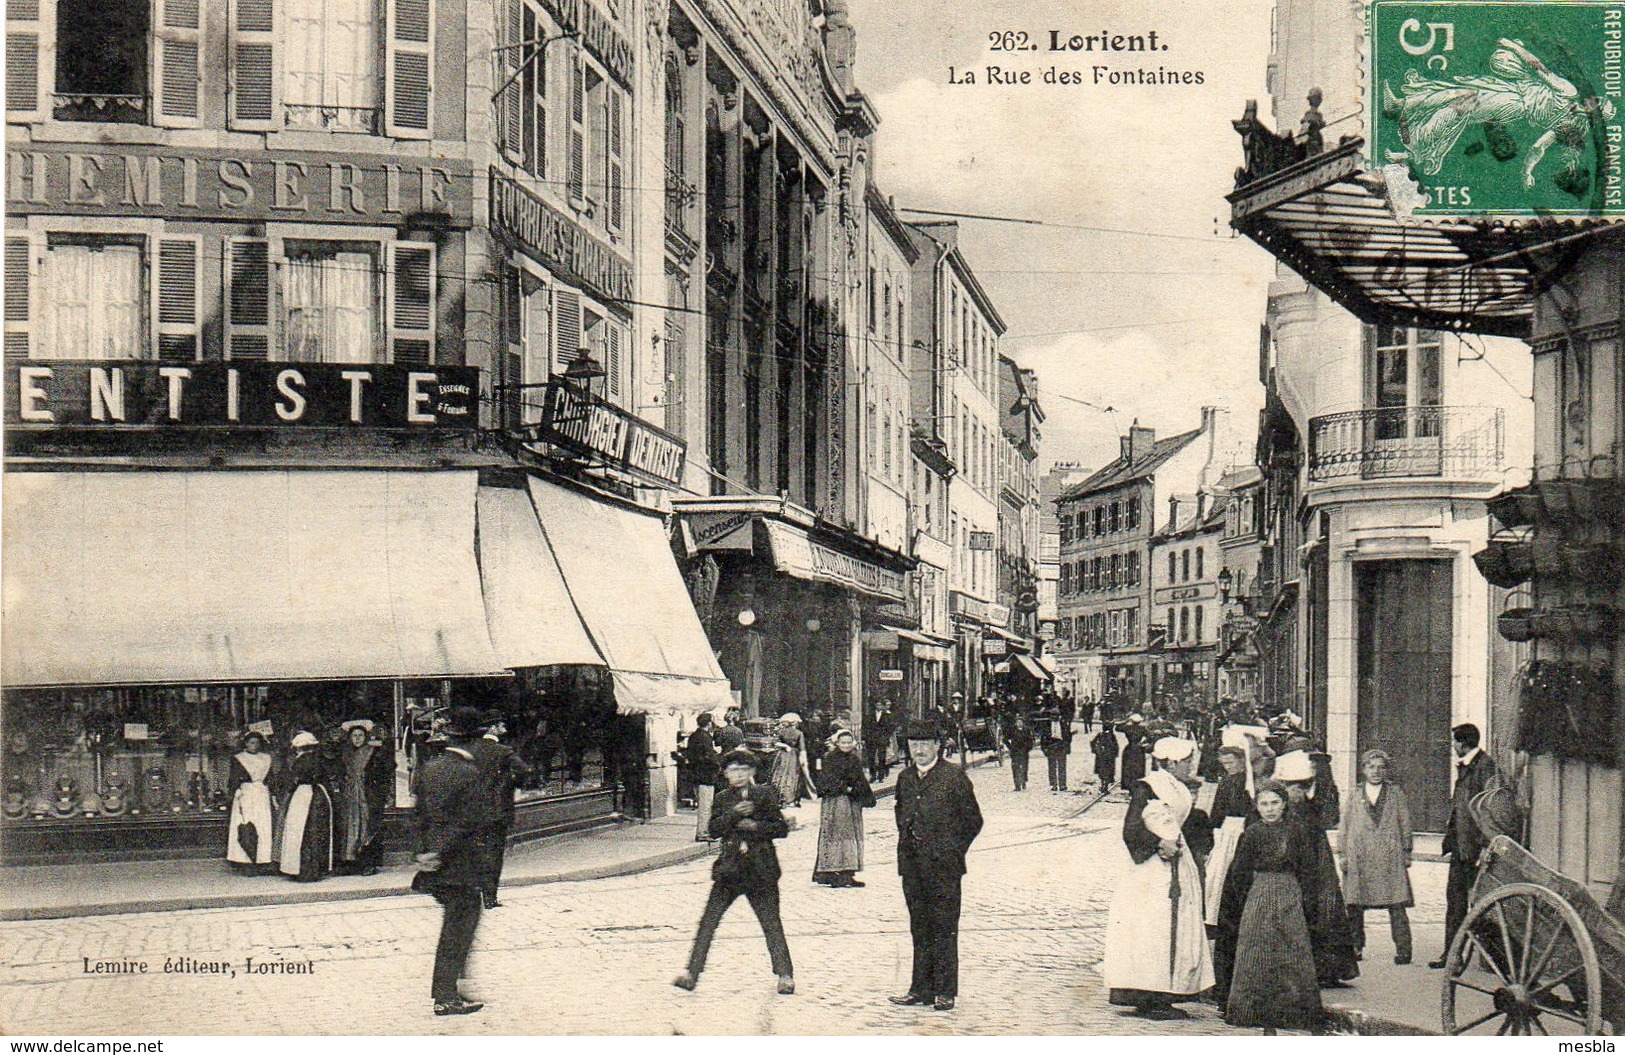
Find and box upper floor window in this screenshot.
[1126,496,1140,530]
[1195,547,1204,580]
[1167,551,1177,582]
[7,230,204,363]
[53,0,152,123]
[1367,325,1443,438]
[284,0,379,132]
[224,235,434,364]
[41,236,147,358]
[1110,501,1121,533]
[1093,506,1105,536]
[1181,549,1191,582]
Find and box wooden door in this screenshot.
[1357,559,1454,831]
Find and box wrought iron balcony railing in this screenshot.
[284,103,381,134]
[53,93,146,123]
[1308,405,1504,484]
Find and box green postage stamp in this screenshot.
[1369,0,1624,218]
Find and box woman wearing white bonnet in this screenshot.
[1102,735,1215,1019]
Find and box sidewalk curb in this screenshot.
[1,755,1001,922]
[1324,1007,1440,1036]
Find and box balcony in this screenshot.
[1308,406,1504,485]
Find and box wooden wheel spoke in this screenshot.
[1533,1018,1549,1036]
[1525,925,1563,989]
[1498,1016,1515,1036]
[1449,976,1501,997]
[1494,901,1516,980]
[1531,962,1585,998]
[1467,932,1512,984]
[1531,1002,1589,1027]
[1454,1009,1505,1035]
[1521,896,1535,980]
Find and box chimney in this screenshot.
[1129,422,1156,463]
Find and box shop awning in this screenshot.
[984,626,1027,647]
[476,484,604,670]
[1034,654,1057,676]
[1228,139,1567,339]
[914,644,954,664]
[528,478,732,715]
[2,470,506,687]
[1014,654,1052,682]
[760,520,907,602]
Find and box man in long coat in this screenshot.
[889,720,983,1012]
[686,713,721,842]
[413,707,502,1016]
[1431,723,1500,968]
[466,710,531,908]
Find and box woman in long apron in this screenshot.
[278,732,334,882]
[1204,740,1255,927]
[226,732,277,873]
[812,729,876,887]
[1102,736,1215,1020]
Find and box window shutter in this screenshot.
[605,322,622,402]
[553,288,580,376]
[499,0,522,159]
[154,236,201,362]
[224,237,271,360]
[607,88,624,231]
[4,235,38,362]
[228,0,278,130]
[567,58,585,202]
[387,241,435,365]
[153,0,202,127]
[385,0,433,139]
[5,0,50,122]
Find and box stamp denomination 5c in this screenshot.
[1369,1,1624,219]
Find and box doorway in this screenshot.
[1356,559,1454,831]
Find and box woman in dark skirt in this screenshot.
[1276,749,1360,986]
[812,728,876,887]
[337,721,393,876]
[278,731,334,882]
[1216,780,1324,1033]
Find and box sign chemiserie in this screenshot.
[8,146,472,224]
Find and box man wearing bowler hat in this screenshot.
[889,719,983,1011]
[412,706,501,1016]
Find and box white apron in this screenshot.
[1203,814,1246,926]
[227,752,275,865]
[1103,769,1216,996]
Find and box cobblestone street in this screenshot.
[0,753,1246,1036]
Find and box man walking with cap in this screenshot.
[673,747,795,995]
[890,720,983,1011]
[413,706,501,1016]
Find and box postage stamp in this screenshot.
[1368,0,1625,219]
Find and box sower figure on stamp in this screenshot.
[412,707,502,1017]
[889,720,984,1012]
[674,747,796,995]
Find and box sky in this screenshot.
[845,0,1279,473]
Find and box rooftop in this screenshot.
[1059,427,1203,500]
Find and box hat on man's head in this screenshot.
[443,707,487,739]
[721,747,759,769]
[479,709,506,729]
[903,720,940,742]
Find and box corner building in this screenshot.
[2,0,734,860]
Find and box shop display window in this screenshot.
[2,681,400,823]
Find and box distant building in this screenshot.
[1054,409,1223,707]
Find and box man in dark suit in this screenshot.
[466,710,531,909]
[686,712,721,842]
[889,720,984,1011]
[673,747,795,994]
[413,707,502,1016]
[1431,722,1500,968]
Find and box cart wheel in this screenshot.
[1441,881,1604,1036]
